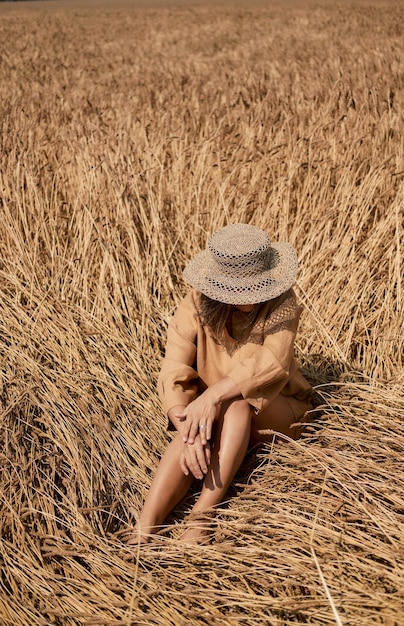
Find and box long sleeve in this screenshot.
[227,303,301,412]
[156,288,311,418]
[157,292,199,414]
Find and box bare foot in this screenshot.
[124,526,154,546]
[127,534,150,546]
[179,515,213,545]
[118,526,165,561]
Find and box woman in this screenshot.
[131,224,313,545]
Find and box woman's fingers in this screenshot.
[198,423,207,445]
[198,420,214,445]
[179,451,189,476]
[200,419,215,445]
[175,409,191,442]
[178,412,200,444]
[187,418,201,444]
[176,393,217,443]
[194,446,208,478]
[185,447,204,479]
[179,414,213,445]
[181,441,211,479]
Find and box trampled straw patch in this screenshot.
[0,1,403,625]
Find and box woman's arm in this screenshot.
[177,305,300,444]
[176,376,242,445]
[168,404,211,479]
[226,306,301,412]
[157,292,199,414]
[167,404,188,434]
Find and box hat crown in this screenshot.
[209,224,272,276]
[182,223,297,305]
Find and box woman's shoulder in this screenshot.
[171,289,201,325]
[262,288,299,317]
[258,289,302,337]
[179,288,201,310]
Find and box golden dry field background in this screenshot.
[0,0,403,624]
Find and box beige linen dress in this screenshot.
[157,288,313,427]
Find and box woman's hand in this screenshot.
[175,391,218,445]
[180,434,211,480]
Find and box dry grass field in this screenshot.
[0,0,403,624]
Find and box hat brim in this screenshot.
[183,242,298,305]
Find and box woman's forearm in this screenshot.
[203,376,243,407]
[167,404,187,433]
[170,378,243,444]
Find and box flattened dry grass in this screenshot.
[0,1,403,624]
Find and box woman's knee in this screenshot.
[249,394,310,441]
[209,399,253,445]
[220,398,253,422]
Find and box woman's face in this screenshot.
[234,304,255,313]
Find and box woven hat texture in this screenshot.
[183,224,298,304]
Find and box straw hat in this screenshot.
[183,224,298,305]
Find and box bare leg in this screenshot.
[132,395,311,545]
[180,398,252,544]
[179,394,311,544]
[130,433,193,543]
[250,394,312,445]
